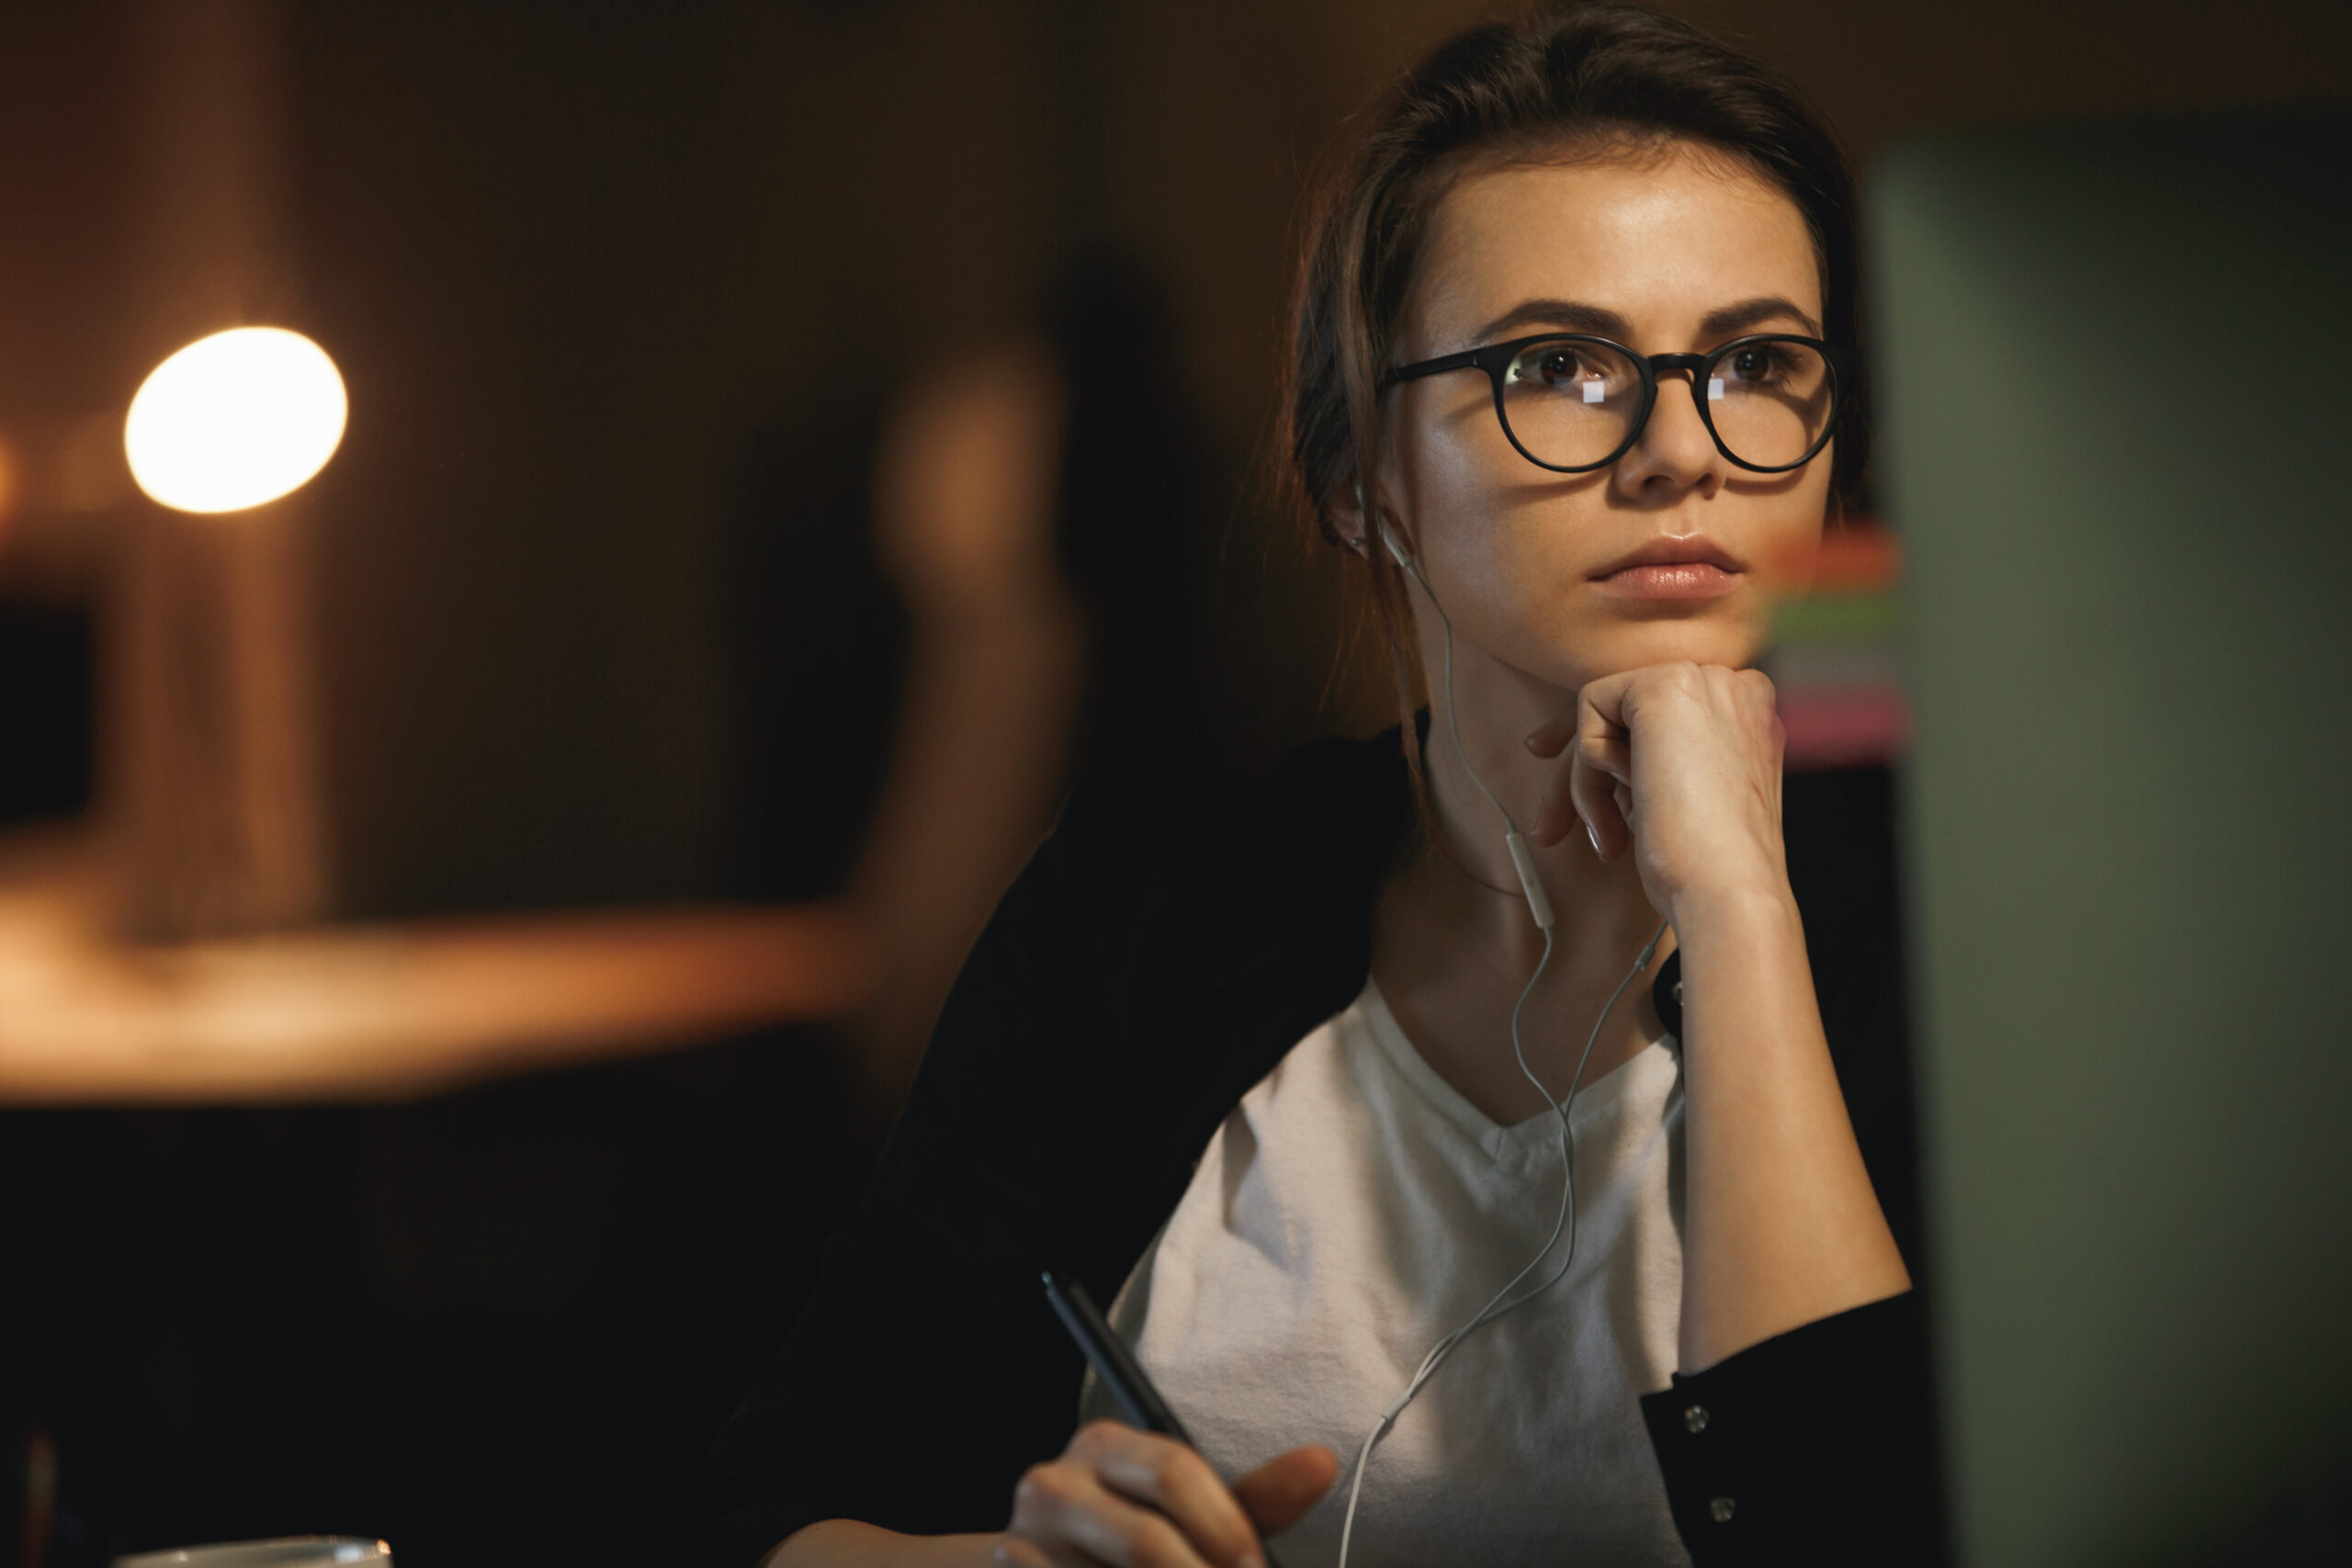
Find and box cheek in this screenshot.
[1396,407,1583,581]
[1406,457,1570,625]
[1394,389,1506,516]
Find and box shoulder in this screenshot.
[874,728,1413,1323]
[901,724,1412,1171]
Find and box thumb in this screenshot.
[1232,1445,1341,1537]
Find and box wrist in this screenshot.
[1665,878,1803,944]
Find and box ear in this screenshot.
[1334,472,1419,570]
[1329,471,1374,557]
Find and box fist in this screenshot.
[1525,661,1788,917]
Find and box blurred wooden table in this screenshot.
[0,827,875,1103]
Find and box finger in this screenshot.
[1736,669,1787,761]
[1532,727,1626,847]
[1566,743,1627,862]
[1075,1424,1260,1567]
[1008,1462,1114,1566]
[990,1538,1061,1568]
[1232,1446,1340,1537]
[1576,668,1637,733]
[1567,688,1633,860]
[1522,715,1576,760]
[1566,752,1627,862]
[1069,1491,1218,1568]
[1014,1459,1213,1568]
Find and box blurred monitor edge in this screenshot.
[1872,110,2352,1566]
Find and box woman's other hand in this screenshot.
[1524,661,1788,918]
[996,1421,1337,1568]
[1524,661,1911,1373]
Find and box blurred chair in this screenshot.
[847,335,1088,1113]
[737,256,1209,1126]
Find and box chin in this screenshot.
[1556,620,1766,684]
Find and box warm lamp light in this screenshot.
[125,327,347,513]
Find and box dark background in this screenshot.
[1,2,2346,1565]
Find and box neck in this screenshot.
[1416,629,1659,972]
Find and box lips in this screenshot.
[1590,536,1746,602]
[1591,536,1744,577]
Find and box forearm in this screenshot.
[764,1520,1003,1568]
[1670,885,1911,1374]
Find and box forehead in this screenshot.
[1407,144,1823,352]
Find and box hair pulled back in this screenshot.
[1282,3,1865,741]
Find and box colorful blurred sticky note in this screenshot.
[1766,522,1909,771]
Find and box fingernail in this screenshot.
[1587,819,1604,858]
[1522,731,1542,753]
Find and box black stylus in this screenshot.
[1041,1269,1287,1568]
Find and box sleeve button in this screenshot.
[1681,1403,1709,1434]
[1708,1496,1736,1524]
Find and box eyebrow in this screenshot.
[1465,293,1823,347]
[1699,295,1823,338]
[1469,298,1631,344]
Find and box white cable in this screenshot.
[1333,917,1662,1568]
[1337,525,1669,1568]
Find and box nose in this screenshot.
[1612,360,1724,503]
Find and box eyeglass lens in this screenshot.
[1498,338,1837,469]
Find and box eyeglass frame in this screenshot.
[1375,332,1860,476]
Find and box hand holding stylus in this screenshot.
[1010,1273,1333,1568]
[995,1422,1334,1568]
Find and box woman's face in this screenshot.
[1373,141,1832,695]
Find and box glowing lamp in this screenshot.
[125,327,347,513]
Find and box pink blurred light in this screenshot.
[1780,682,1911,770]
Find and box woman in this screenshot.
[692,6,1940,1563]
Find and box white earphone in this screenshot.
[1336,483,1668,1568]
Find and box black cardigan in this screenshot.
[686,728,1945,1566]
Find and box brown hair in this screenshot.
[1283,2,1865,760]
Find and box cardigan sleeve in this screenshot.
[1638,1289,1944,1565]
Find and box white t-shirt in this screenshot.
[1080,976,1692,1568]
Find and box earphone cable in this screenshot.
[1333,914,1663,1568]
[1337,534,1671,1566]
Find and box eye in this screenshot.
[1721,344,1792,385]
[1507,342,1624,400]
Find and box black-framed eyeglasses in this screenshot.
[1378,333,1858,475]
